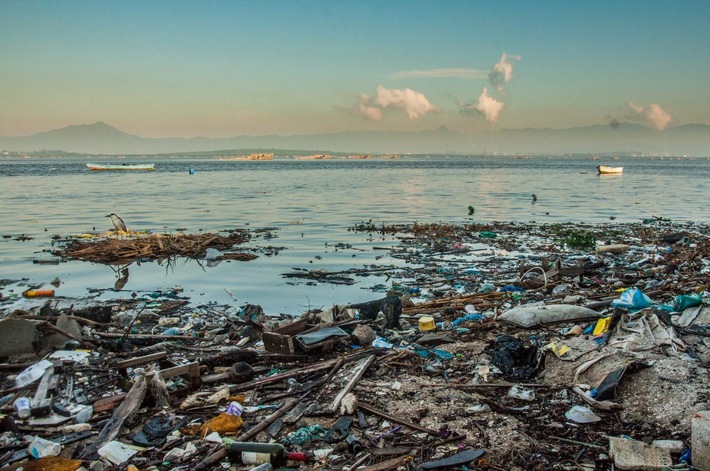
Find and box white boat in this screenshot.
[86,162,155,171]
[596,165,623,175]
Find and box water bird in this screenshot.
[106,213,128,233]
[531,194,537,203]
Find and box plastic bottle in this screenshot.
[227,442,307,466]
[14,397,31,418]
[27,436,61,458]
[226,401,243,416]
[22,289,55,298]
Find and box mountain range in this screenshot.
[1,121,709,156]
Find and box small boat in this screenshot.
[86,162,155,171]
[596,165,623,175]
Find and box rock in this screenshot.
[608,437,672,470]
[351,324,376,346]
[0,318,40,357]
[340,392,358,415]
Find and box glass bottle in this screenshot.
[227,442,307,466]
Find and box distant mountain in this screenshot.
[1,121,708,156]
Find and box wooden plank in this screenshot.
[331,354,376,413]
[115,351,167,369]
[30,366,55,416]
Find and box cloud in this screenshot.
[391,68,489,80]
[460,87,505,123]
[627,102,672,130]
[358,86,439,120]
[489,53,522,92]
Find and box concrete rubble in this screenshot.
[0,218,709,470]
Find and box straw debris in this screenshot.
[52,230,256,264]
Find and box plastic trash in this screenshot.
[592,317,612,336]
[452,313,483,326]
[372,337,394,349]
[23,289,55,298]
[507,385,535,401]
[421,448,485,470]
[284,425,327,445]
[27,436,61,458]
[74,404,93,423]
[479,231,497,238]
[565,405,601,423]
[478,283,495,293]
[98,440,138,465]
[611,288,653,311]
[593,361,651,400]
[673,293,703,311]
[14,397,31,418]
[14,359,53,388]
[491,335,540,381]
[227,401,244,416]
[552,285,568,295]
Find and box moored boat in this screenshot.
[86,162,155,171]
[596,165,623,175]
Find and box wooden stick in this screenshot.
[358,402,440,436]
[229,358,338,393]
[36,321,99,348]
[422,382,551,388]
[359,453,412,471]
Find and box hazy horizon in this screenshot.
[1,1,709,140]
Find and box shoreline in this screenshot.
[1,219,708,468]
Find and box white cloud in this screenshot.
[391,68,489,80]
[460,87,505,123]
[489,53,522,92]
[358,86,438,120]
[627,102,672,130]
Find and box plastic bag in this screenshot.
[611,288,653,311]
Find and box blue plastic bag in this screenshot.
[611,288,653,311]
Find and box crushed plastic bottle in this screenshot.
[507,385,535,401]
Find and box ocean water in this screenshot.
[1,155,708,314]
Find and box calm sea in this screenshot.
[1,156,708,314]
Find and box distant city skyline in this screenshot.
[1,1,709,139]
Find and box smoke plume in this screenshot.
[489,53,522,92]
[627,102,672,130]
[459,52,521,123]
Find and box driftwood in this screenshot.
[36,320,99,348]
[81,374,148,459]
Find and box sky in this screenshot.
[1,0,709,139]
